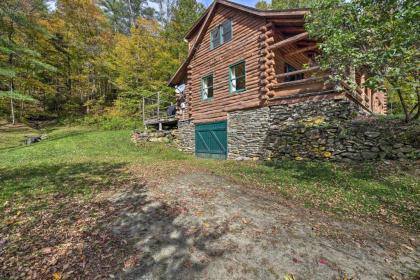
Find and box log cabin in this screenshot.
[168,0,387,160]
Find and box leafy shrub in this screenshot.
[81,115,140,130]
[61,114,140,130]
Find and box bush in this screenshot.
[61,114,140,130]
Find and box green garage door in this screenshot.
[195,121,227,159]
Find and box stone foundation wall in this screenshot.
[265,99,419,161]
[174,120,195,153]
[227,107,270,160]
[174,98,419,162]
[132,130,174,143]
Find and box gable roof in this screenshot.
[168,0,309,86]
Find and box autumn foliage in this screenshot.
[0,0,205,124]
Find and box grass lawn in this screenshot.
[0,120,40,150]
[1,124,419,231]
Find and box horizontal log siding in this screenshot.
[188,6,265,123]
[180,6,337,123]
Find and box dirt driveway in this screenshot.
[108,172,419,280]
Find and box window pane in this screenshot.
[230,62,246,92]
[236,76,246,91]
[231,77,237,91]
[202,75,213,99]
[222,20,232,42]
[207,87,213,98]
[285,63,297,73]
[202,87,208,99]
[211,29,220,48]
[234,62,245,78]
[207,75,213,88]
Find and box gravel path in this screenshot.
[111,172,419,280]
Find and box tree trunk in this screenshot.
[127,0,134,28]
[395,88,409,122]
[412,86,420,120]
[10,82,15,125]
[395,85,420,122]
[66,55,72,96]
[20,100,23,120]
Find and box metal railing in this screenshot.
[141,92,176,130]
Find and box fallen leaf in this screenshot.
[53,272,62,280]
[402,244,414,251]
[41,247,52,254]
[284,273,295,280]
[319,258,328,265]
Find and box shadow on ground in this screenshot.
[0,161,128,203]
[0,161,227,279]
[110,189,228,280]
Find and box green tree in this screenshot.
[0,0,56,124]
[306,0,419,121]
[99,0,156,34]
[256,0,314,9]
[255,0,271,9]
[46,0,114,115]
[272,0,314,8]
[164,0,205,62]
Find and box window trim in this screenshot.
[201,73,214,101]
[229,60,246,94]
[210,19,232,50]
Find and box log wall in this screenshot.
[185,5,266,123]
[179,5,386,124]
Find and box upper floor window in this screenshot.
[229,61,246,93]
[201,74,214,100]
[210,19,232,49]
[285,63,304,82]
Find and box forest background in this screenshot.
[0,0,418,129]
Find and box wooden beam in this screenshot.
[223,100,262,112]
[270,75,328,90]
[270,19,305,25]
[269,89,338,102]
[269,32,309,51]
[193,116,227,124]
[285,45,317,57]
[275,66,320,79]
[275,27,305,33]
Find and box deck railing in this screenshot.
[141,92,176,130]
[268,67,377,112]
[269,65,333,100]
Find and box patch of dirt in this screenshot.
[1,172,419,280]
[141,172,420,280]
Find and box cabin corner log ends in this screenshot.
[259,22,276,101]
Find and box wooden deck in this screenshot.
[144,117,177,126]
[141,91,177,130]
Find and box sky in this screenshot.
[199,0,261,7]
[47,0,262,11]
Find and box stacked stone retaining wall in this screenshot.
[227,107,270,160]
[175,120,195,153]
[174,98,419,161]
[265,99,419,161]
